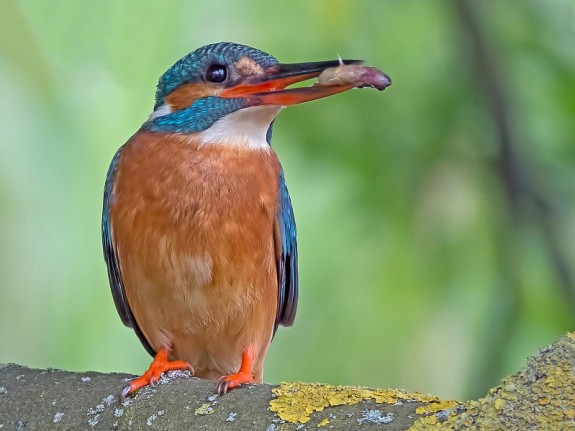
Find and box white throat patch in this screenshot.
[148,103,172,120]
[198,105,283,150]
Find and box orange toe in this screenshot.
[120,347,194,402]
[216,345,256,396]
[217,371,255,396]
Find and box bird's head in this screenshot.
[143,42,381,148]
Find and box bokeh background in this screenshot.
[1,0,574,401]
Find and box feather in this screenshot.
[102,146,155,356]
[273,169,299,331]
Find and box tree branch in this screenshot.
[1,333,574,430]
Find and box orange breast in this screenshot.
[109,130,281,377]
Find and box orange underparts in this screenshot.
[120,347,194,402]
[217,346,256,396]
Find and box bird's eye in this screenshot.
[205,64,227,83]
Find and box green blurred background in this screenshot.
[1,0,574,401]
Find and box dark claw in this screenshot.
[119,385,132,404]
[217,379,229,396]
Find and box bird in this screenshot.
[102,42,391,400]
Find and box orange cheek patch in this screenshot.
[165,83,223,111]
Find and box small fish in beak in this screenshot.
[316,62,392,91]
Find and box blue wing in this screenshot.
[102,148,155,356]
[274,169,299,332]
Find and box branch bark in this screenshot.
[1,333,574,430]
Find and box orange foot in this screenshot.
[120,347,194,402]
[217,346,256,396]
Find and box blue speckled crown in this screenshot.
[144,42,279,134]
[154,42,278,110]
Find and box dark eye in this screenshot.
[206,64,227,83]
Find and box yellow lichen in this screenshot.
[415,400,459,415]
[408,332,575,431]
[194,403,214,415]
[421,415,438,425]
[494,398,505,410]
[268,333,575,430]
[269,382,438,424]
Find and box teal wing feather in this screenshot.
[102,148,155,356]
[274,169,299,332]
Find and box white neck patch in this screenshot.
[198,105,283,150]
[148,103,172,121]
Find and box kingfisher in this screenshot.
[102,42,390,399]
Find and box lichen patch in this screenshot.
[409,332,575,430]
[269,382,438,424]
[194,403,215,415]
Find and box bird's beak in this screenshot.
[220,59,380,106]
